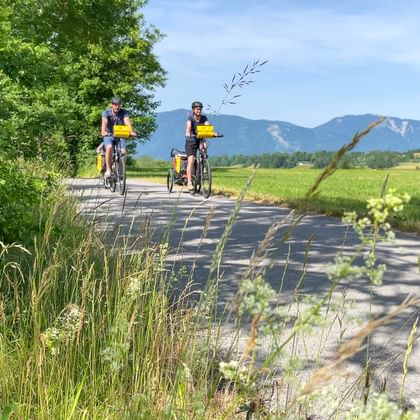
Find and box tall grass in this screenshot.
[0,192,210,418]
[2,120,420,418]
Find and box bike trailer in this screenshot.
[113,125,130,138]
[196,125,214,138]
[170,148,187,174]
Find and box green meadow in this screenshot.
[128,166,420,232]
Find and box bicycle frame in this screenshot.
[192,138,211,197]
[106,137,127,195]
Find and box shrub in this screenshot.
[0,157,60,244]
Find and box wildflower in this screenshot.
[219,360,248,384]
[238,276,276,318]
[40,304,83,355]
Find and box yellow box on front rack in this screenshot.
[196,125,214,138]
[113,125,130,138]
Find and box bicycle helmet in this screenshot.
[191,101,203,109]
[111,97,122,105]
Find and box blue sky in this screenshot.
[143,0,420,127]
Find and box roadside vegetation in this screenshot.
[3,154,420,418]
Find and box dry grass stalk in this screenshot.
[207,59,268,115]
[400,316,419,401]
[243,218,289,281]
[242,314,262,361]
[299,295,420,397]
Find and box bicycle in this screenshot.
[101,125,132,195]
[167,125,223,198]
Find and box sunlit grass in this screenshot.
[127,166,420,232]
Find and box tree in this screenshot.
[0,0,166,172]
[365,151,401,169]
[311,151,332,168]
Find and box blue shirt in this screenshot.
[102,108,129,134]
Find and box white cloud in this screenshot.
[143,1,420,125]
[145,1,420,69]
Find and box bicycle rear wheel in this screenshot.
[167,168,174,193]
[117,156,126,195]
[201,159,212,198]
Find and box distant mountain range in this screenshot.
[136,109,420,159]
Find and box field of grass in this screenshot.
[127,166,420,232]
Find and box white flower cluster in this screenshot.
[367,189,410,224]
[41,304,83,355]
[126,274,143,298]
[100,342,130,373]
[336,189,410,286]
[345,392,420,419]
[219,360,248,385]
[238,276,277,318]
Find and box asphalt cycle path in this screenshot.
[70,176,420,407]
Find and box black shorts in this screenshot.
[185,138,199,157]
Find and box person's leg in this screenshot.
[186,156,193,181]
[119,139,127,157]
[185,140,197,190]
[103,136,113,176]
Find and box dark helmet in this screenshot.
[191,101,203,109]
[111,97,122,105]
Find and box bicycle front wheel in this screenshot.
[167,168,174,193]
[117,156,126,195]
[201,159,212,198]
[193,159,201,193]
[109,169,116,193]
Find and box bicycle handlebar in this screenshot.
[186,133,224,140]
[99,134,138,139]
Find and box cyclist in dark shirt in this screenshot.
[185,101,213,192]
[100,97,136,177]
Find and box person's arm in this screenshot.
[185,119,192,138]
[124,115,136,136]
[101,116,109,136]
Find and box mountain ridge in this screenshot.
[136,110,420,159]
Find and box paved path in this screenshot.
[70,177,420,406]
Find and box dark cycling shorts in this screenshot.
[185,138,200,157]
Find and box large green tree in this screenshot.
[0,0,165,171]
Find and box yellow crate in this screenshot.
[113,125,130,138]
[196,125,214,138]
